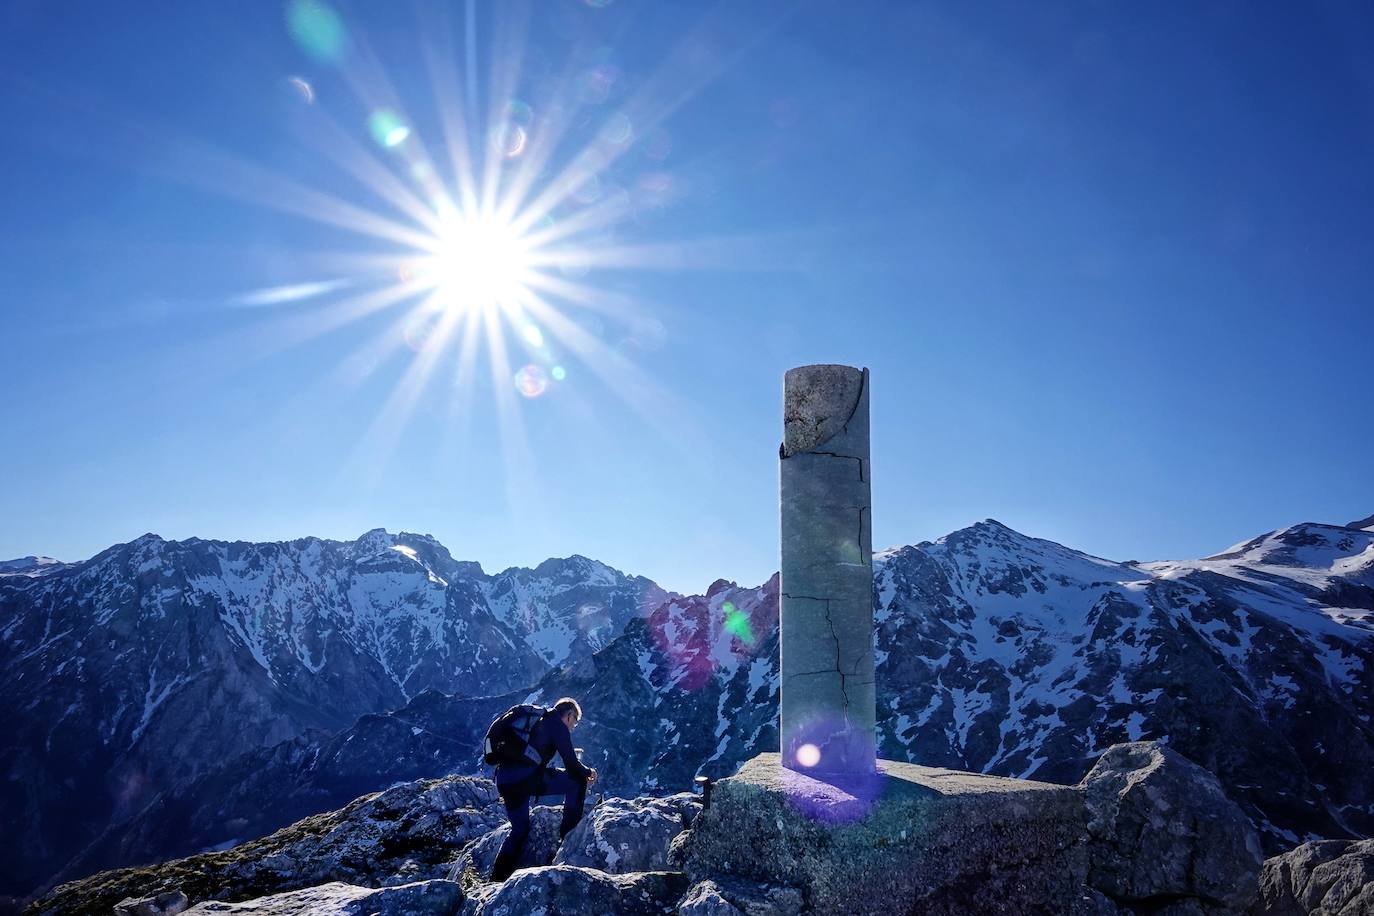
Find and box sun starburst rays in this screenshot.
[206,1,782,488]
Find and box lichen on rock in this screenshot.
[1079,741,1264,911]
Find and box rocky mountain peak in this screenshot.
[350,527,396,556]
[1347,512,1374,531]
[0,555,66,577]
[529,554,615,583]
[1201,521,1374,579]
[705,578,736,598]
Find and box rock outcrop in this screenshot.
[555,794,700,873]
[457,866,687,916]
[26,739,1335,916]
[681,742,1270,915]
[1081,742,1264,911]
[446,805,565,880]
[677,876,804,916]
[114,890,190,916]
[181,879,461,915]
[1252,838,1374,915]
[681,752,1089,916]
[31,777,500,915]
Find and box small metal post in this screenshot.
[694,774,714,809]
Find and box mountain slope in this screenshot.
[0,529,659,901]
[64,517,1373,886]
[13,516,1374,900]
[483,555,671,667]
[870,519,1372,849]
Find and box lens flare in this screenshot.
[286,76,315,104]
[600,113,634,146]
[514,364,549,398]
[521,324,545,347]
[368,110,411,148]
[489,123,527,158]
[551,365,567,381]
[722,601,755,645]
[577,65,620,105]
[286,0,349,63]
[573,175,603,205]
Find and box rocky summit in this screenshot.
[4,517,1373,906]
[35,739,1369,915]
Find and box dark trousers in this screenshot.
[490,767,588,881]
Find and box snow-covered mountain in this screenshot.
[0,529,663,902]
[49,516,1374,897]
[870,519,1372,849]
[0,555,67,577]
[8,516,1373,902]
[483,555,669,667]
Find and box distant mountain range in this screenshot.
[0,529,664,901]
[3,517,1371,903]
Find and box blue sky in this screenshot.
[1,1,1371,594]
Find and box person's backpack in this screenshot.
[482,704,549,767]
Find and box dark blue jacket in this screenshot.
[494,709,591,788]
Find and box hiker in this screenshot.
[487,697,598,882]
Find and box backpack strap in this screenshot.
[516,707,548,766]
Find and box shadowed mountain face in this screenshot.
[0,529,665,901]
[7,518,1373,900]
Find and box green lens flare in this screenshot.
[368,110,411,148]
[286,0,349,64]
[723,604,754,645]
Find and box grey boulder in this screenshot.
[677,877,804,915]
[116,890,190,915]
[459,866,688,916]
[448,805,563,880]
[1252,838,1374,915]
[182,879,462,915]
[682,752,1089,915]
[555,793,701,873]
[1080,741,1264,911]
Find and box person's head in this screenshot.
[554,697,583,730]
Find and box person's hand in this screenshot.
[587,768,598,785]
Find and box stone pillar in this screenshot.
[779,364,875,775]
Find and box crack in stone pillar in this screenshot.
[779,364,875,775]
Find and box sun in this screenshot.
[419,211,535,313]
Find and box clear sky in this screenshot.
[1,1,1371,594]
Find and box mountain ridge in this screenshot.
[4,516,1372,903]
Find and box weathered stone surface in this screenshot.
[1069,887,1122,915]
[447,805,563,880]
[677,877,804,916]
[667,830,693,869]
[555,793,701,873]
[32,776,500,915]
[182,879,461,915]
[1080,741,1263,911]
[781,364,865,457]
[1252,838,1374,915]
[115,889,190,915]
[682,752,1088,915]
[779,364,875,776]
[458,866,687,916]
